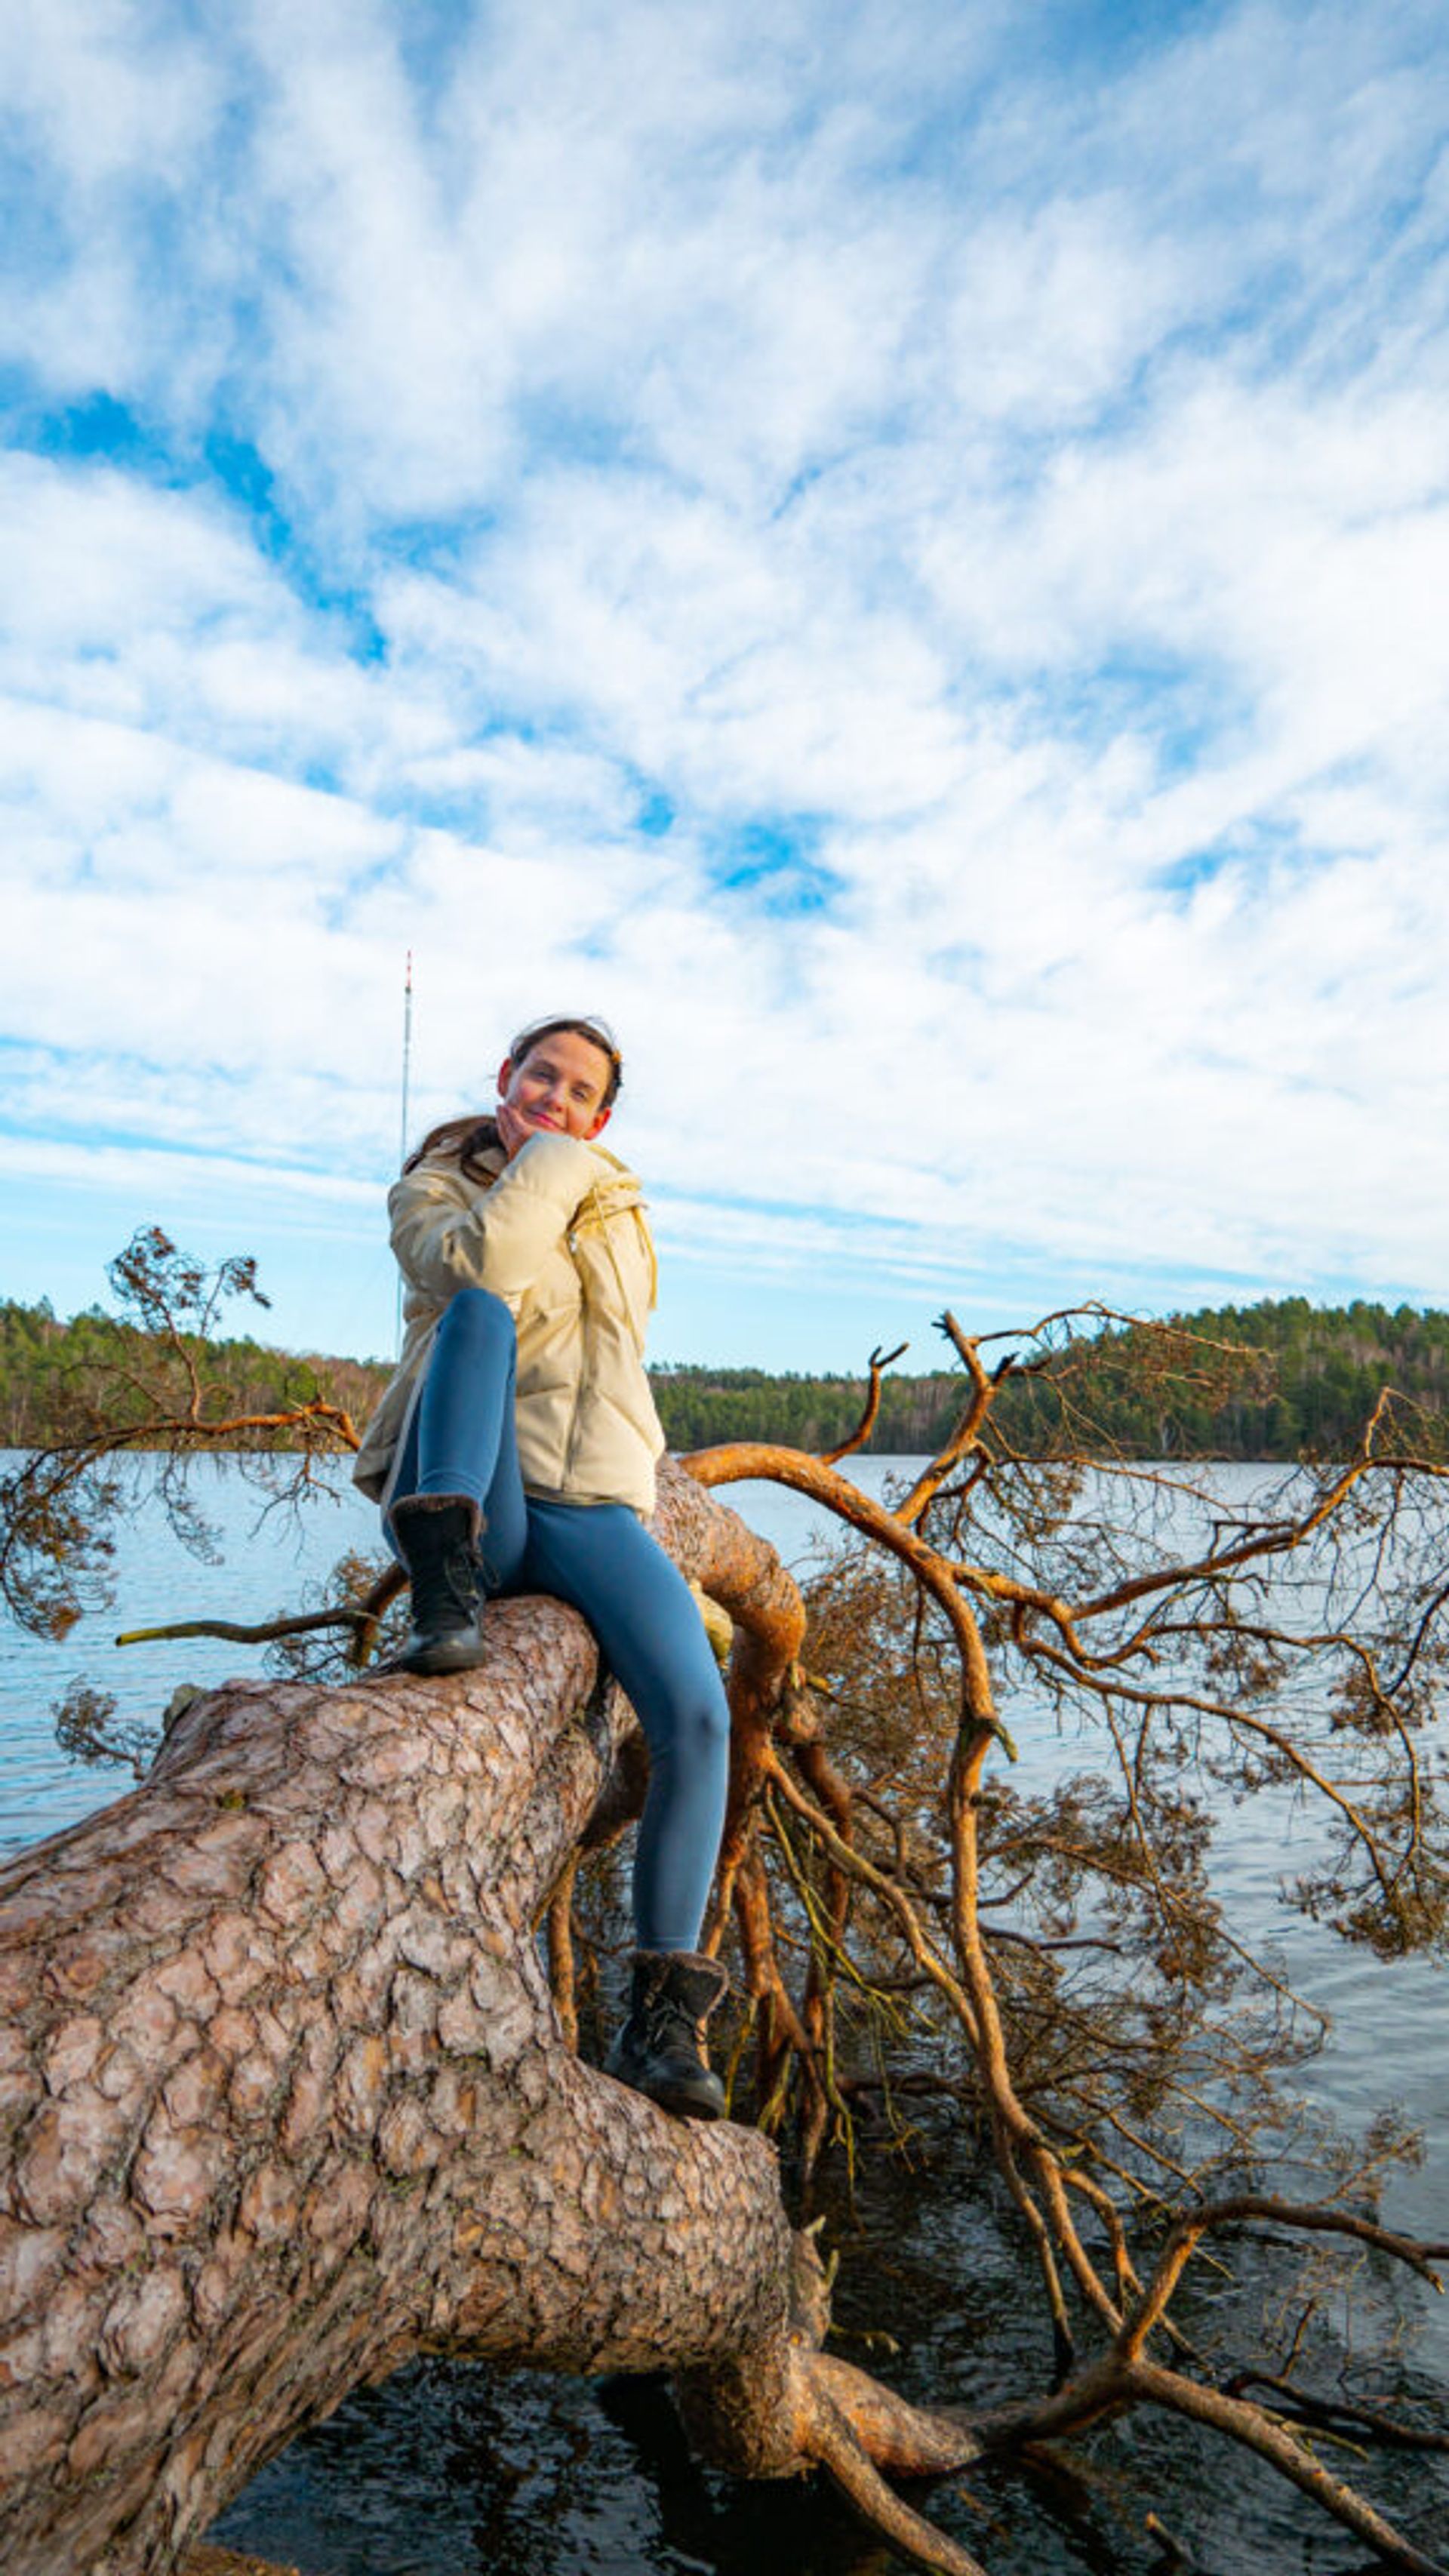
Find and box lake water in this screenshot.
[2,1454,1445,2573]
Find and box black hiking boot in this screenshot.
[605,1950,729,2121]
[387,1493,487,1675]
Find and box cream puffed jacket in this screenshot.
[352,1128,666,1518]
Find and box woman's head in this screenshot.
[495,1016,621,1159]
[503,1015,623,1113]
[404,1014,623,1177]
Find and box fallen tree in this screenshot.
[2,1239,1447,2574]
[2,1461,1004,2576]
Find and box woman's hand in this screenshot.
[493,1115,597,1192]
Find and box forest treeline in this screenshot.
[2,1291,1446,1460]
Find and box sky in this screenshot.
[2,0,1447,1373]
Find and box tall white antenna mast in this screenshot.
[395,950,413,1355]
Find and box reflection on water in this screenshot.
[2,1455,1445,2572]
[208,2140,1449,2576]
[210,2359,901,2576]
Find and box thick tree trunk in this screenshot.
[0,1466,982,2576]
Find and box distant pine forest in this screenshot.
[2,1292,1447,1461]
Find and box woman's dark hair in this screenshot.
[403,1016,623,1180]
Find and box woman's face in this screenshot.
[495,1029,614,1156]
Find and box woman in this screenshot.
[353,1014,731,2121]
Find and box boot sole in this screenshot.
[383,1639,488,1676]
[608,2066,727,2121]
[654,2086,726,2122]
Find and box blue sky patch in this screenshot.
[1045,648,1245,780]
[6,383,175,476]
[709,818,841,916]
[1156,846,1233,899]
[636,791,675,838]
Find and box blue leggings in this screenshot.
[386,1288,731,1953]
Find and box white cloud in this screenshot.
[1,0,1447,1361]
[0,1127,376,1210]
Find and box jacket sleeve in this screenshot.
[387,1134,605,1313]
